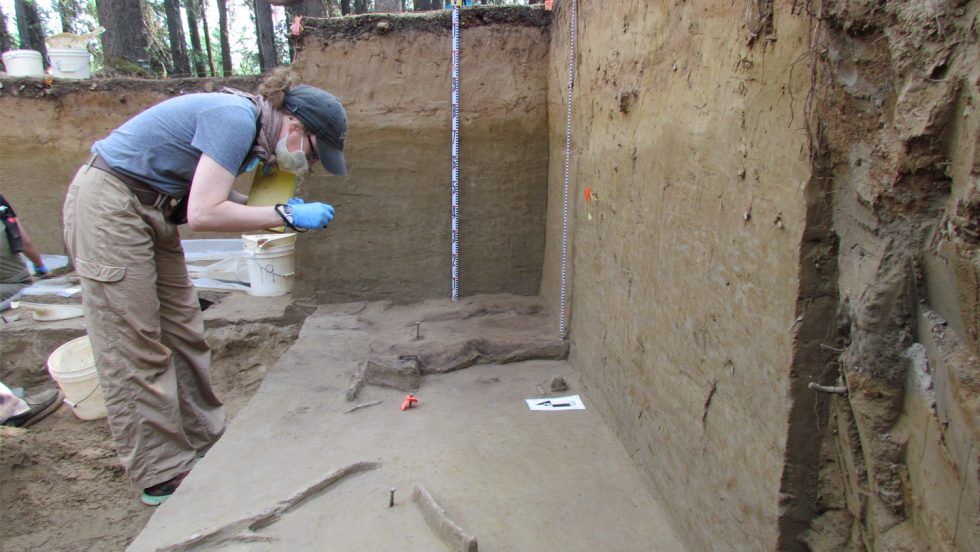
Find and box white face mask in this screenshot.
[275,134,310,175]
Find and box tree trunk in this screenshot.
[254,0,276,73]
[216,0,233,76]
[413,0,431,11]
[341,0,350,15]
[97,0,148,72]
[185,0,207,76]
[288,0,325,17]
[56,0,82,33]
[375,0,401,12]
[285,0,324,63]
[13,0,47,56]
[353,0,367,14]
[0,5,14,52]
[198,0,215,76]
[163,0,191,76]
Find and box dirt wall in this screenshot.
[543,1,978,551]
[289,9,551,302]
[0,7,551,304]
[803,1,979,550]
[543,1,818,550]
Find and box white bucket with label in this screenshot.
[46,335,107,420]
[47,47,91,79]
[243,233,296,296]
[1,49,44,77]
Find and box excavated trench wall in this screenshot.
[542,2,818,550]
[806,2,979,551]
[288,9,551,302]
[0,8,550,304]
[542,1,978,551]
[1,4,976,551]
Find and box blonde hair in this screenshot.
[257,67,299,109]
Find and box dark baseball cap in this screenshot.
[283,85,348,176]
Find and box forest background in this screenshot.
[0,0,535,77]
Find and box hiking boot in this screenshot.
[2,388,64,427]
[141,472,189,506]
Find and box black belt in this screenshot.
[87,154,181,212]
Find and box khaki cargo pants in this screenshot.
[63,164,225,489]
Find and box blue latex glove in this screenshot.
[291,202,335,230]
[33,264,51,278]
[287,197,305,206]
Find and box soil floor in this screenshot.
[2,291,685,551]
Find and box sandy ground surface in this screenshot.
[129,295,684,551]
[3,292,685,551]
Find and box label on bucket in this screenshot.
[246,250,295,296]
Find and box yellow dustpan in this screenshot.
[246,163,297,233]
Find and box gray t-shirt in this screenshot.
[92,93,259,197]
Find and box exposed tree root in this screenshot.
[344,400,384,414]
[156,461,380,552]
[413,484,478,552]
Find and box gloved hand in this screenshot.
[33,264,51,279]
[290,202,335,230]
[287,197,305,206]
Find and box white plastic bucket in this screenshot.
[243,233,296,296]
[46,335,107,420]
[2,49,44,77]
[47,47,90,79]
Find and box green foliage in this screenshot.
[187,47,208,74]
[83,0,104,71]
[274,9,288,65]
[207,22,227,76]
[237,48,259,75]
[103,54,154,76]
[142,0,173,76]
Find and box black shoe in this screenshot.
[3,388,64,427]
[141,472,189,506]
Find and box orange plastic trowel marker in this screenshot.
[584,186,598,221]
[401,395,419,411]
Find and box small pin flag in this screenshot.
[584,187,592,203]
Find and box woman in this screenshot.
[62,69,347,506]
